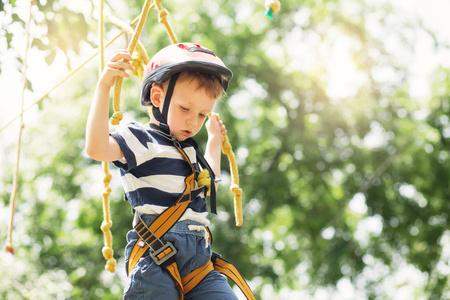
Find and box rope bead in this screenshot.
[102,246,113,259]
[105,258,117,272]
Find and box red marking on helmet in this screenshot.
[177,43,188,50]
[150,62,159,70]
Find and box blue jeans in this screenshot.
[123,214,238,300]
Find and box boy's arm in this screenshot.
[84,50,133,162]
[205,114,227,191]
[205,136,221,191]
[84,82,124,162]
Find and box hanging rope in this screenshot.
[110,0,154,126]
[221,135,243,226]
[198,111,243,226]
[5,0,34,254]
[155,0,177,43]
[98,0,117,273]
[108,15,150,79]
[98,0,154,273]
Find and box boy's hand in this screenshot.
[98,50,134,89]
[206,113,227,145]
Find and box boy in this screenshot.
[84,43,240,299]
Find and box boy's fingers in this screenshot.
[111,51,131,62]
[108,67,129,77]
[108,61,134,71]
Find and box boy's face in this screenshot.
[151,77,217,141]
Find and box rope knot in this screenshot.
[231,184,242,198]
[101,220,112,232]
[158,9,168,21]
[110,111,123,125]
[198,169,211,195]
[105,257,117,272]
[103,174,112,185]
[102,190,111,198]
[131,52,145,79]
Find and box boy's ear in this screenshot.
[150,84,164,108]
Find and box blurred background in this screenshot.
[0,0,449,299]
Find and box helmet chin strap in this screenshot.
[152,73,180,134]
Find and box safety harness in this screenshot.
[125,125,255,300]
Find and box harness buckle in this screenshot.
[149,241,177,265]
[211,252,222,262]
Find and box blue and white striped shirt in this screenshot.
[109,121,209,226]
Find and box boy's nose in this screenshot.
[186,119,194,129]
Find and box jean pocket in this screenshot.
[123,261,141,295]
[186,236,211,272]
[124,255,157,296]
[139,254,157,273]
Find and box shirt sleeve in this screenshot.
[109,121,151,172]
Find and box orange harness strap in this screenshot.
[128,238,256,300]
[127,174,194,274]
[182,260,214,293]
[165,255,256,300]
[166,261,185,298]
[212,254,256,300]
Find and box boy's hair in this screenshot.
[146,71,224,119]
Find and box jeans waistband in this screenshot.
[137,213,206,237]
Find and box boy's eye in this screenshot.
[199,113,207,118]
[180,106,189,112]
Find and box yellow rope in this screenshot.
[198,169,211,195]
[99,0,105,71]
[98,0,117,273]
[108,15,149,79]
[100,0,154,272]
[221,135,243,227]
[111,0,154,126]
[5,0,34,255]
[155,0,177,44]
[100,1,155,272]
[100,163,115,272]
[201,113,243,227]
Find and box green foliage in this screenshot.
[0,0,448,298]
